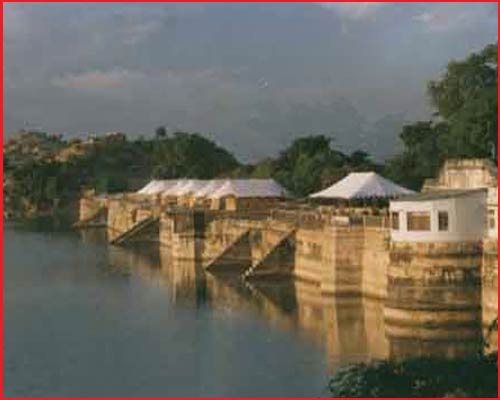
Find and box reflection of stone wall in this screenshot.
[292,281,389,370]
[159,247,207,306]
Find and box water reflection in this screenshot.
[102,238,486,370]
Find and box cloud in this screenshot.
[121,20,162,45]
[4,2,497,161]
[4,3,31,40]
[318,2,386,21]
[51,68,146,91]
[413,4,496,33]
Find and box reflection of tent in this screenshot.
[309,172,414,199]
[208,179,287,199]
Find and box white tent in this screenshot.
[175,179,209,196]
[136,180,159,194]
[309,172,414,199]
[192,179,228,198]
[137,179,180,195]
[161,179,190,196]
[208,179,287,199]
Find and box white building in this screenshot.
[390,189,487,243]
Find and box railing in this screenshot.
[350,215,389,230]
[270,209,324,229]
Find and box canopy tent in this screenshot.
[136,180,159,194]
[309,172,414,199]
[192,179,227,198]
[208,179,287,199]
[175,180,210,196]
[136,180,180,195]
[161,179,190,196]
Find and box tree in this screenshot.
[155,125,168,139]
[272,135,359,196]
[385,121,445,190]
[385,43,497,190]
[428,43,497,160]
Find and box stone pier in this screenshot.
[385,241,483,358]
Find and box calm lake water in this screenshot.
[4,226,481,397]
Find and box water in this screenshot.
[3,227,480,397]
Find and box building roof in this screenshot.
[208,179,288,199]
[309,172,414,199]
[392,188,487,202]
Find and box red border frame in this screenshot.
[0,1,498,399]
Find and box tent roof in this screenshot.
[137,179,179,195]
[175,180,210,196]
[136,180,158,194]
[192,179,227,197]
[161,179,191,196]
[208,179,287,199]
[309,172,415,199]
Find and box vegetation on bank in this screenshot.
[328,352,498,398]
[3,43,497,220]
[329,318,499,398]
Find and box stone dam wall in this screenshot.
[78,195,497,352]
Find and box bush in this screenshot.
[328,353,498,397]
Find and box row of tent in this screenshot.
[136,172,414,200]
[137,179,288,199]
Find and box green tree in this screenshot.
[273,135,349,196]
[385,121,446,190]
[428,43,497,160]
[386,43,497,190]
[155,125,168,139]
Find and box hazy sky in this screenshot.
[4,2,498,161]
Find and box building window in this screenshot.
[438,211,449,231]
[391,212,399,230]
[407,211,430,231]
[488,209,496,229]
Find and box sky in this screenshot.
[4,2,498,162]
